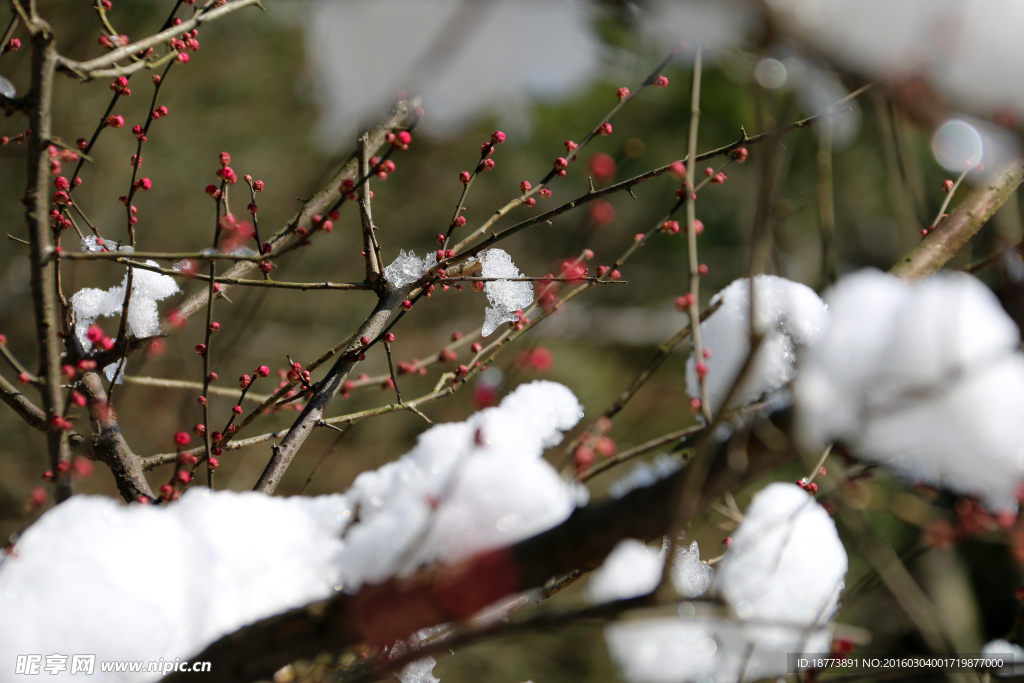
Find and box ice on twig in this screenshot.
[70,261,180,353]
[385,249,437,287]
[794,269,1024,511]
[687,275,829,414]
[605,483,846,683]
[0,382,583,680]
[480,249,534,337]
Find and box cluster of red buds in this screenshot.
[385,130,412,150]
[151,105,169,119]
[573,416,618,472]
[110,76,131,97]
[216,165,237,184]
[47,145,78,176]
[797,477,819,494]
[369,156,396,179]
[2,38,20,53]
[86,324,116,352]
[0,129,31,146]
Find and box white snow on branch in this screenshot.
[480,249,534,337]
[982,639,1024,677]
[69,262,179,352]
[794,269,1024,511]
[586,537,714,604]
[339,380,582,584]
[587,539,663,602]
[0,381,583,681]
[605,483,847,683]
[686,275,829,414]
[385,249,438,287]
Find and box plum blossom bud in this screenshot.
[105,115,125,128]
[942,179,955,192]
[732,148,748,163]
[175,52,189,63]
[459,171,471,184]
[134,177,151,191]
[491,130,505,144]
[480,158,495,171]
[597,122,613,136]
[253,179,264,192]
[247,202,257,214]
[174,431,191,446]
[653,75,669,87]
[539,188,552,198]
[617,86,629,101]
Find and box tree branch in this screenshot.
[890,157,1024,280]
[24,25,73,501]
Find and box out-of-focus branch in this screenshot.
[890,157,1024,280]
[24,25,73,501]
[55,0,263,80]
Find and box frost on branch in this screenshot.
[481,248,534,337]
[385,249,438,287]
[0,382,582,678]
[686,275,829,414]
[794,269,1024,511]
[605,483,847,683]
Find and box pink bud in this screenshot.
[617,86,630,101]
[653,75,669,87]
[491,130,506,144]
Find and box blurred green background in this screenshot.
[1,2,1022,682]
